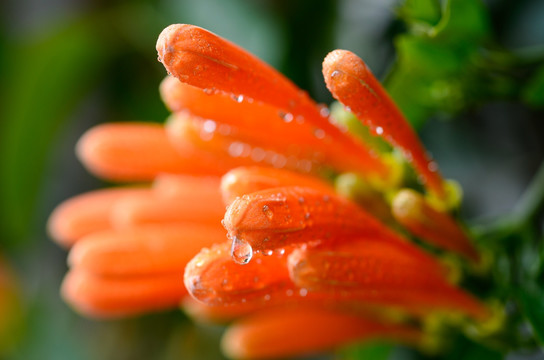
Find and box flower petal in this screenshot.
[166,112,316,173]
[160,75,386,175]
[288,244,487,319]
[221,166,335,205]
[221,306,420,360]
[184,242,292,306]
[47,187,149,247]
[323,50,445,198]
[223,186,407,254]
[77,122,224,181]
[68,224,226,276]
[61,270,186,318]
[157,24,390,179]
[110,184,224,228]
[392,189,480,262]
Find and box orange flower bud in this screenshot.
[323,50,445,198]
[392,189,480,262]
[223,186,406,257]
[221,166,335,205]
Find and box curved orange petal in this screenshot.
[110,187,224,228]
[288,245,487,319]
[181,297,262,324]
[47,187,149,248]
[184,242,292,306]
[221,306,421,360]
[166,112,317,173]
[157,24,390,179]
[152,174,221,200]
[160,76,385,175]
[77,122,224,181]
[68,224,226,276]
[223,186,406,254]
[392,189,480,262]
[221,166,335,204]
[323,50,445,198]
[61,270,186,318]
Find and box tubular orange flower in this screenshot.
[157,24,391,180]
[48,23,493,359]
[323,50,445,198]
[392,189,480,262]
[221,307,421,360]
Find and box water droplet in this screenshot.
[322,195,330,202]
[314,128,325,139]
[428,161,438,172]
[331,70,340,78]
[231,236,253,265]
[319,105,330,117]
[228,142,245,157]
[264,294,271,301]
[298,197,305,204]
[375,126,383,135]
[231,94,244,103]
[262,205,274,220]
[299,288,308,297]
[276,248,285,255]
[304,213,311,220]
[157,56,163,63]
[218,124,232,136]
[286,289,294,296]
[263,249,273,256]
[202,120,217,133]
[221,278,233,290]
[250,147,266,162]
[241,298,247,303]
[203,88,214,95]
[279,111,294,123]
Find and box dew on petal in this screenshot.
[278,111,294,123]
[231,236,253,265]
[262,205,274,220]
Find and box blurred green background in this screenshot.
[1,0,544,359]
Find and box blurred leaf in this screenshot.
[516,285,544,345]
[337,341,392,360]
[444,335,503,360]
[386,0,491,127]
[431,0,490,43]
[523,65,544,107]
[0,17,109,248]
[397,0,441,28]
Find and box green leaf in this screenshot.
[397,0,441,27]
[516,285,544,344]
[386,0,491,127]
[337,341,392,360]
[431,0,490,43]
[523,65,544,107]
[0,18,109,248]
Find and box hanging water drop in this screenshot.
[231,236,253,265]
[375,126,383,135]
